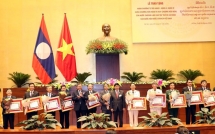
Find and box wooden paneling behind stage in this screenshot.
[2,83,210,126]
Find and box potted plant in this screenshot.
[16,113,61,130]
[8,72,31,87]
[121,72,146,82]
[195,108,215,124]
[138,112,182,127]
[77,113,116,129]
[72,72,92,84]
[150,69,174,80]
[178,69,204,81]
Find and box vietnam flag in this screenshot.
[32,14,56,84]
[55,14,77,81]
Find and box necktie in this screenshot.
[116,91,118,98]
[132,91,134,94]
[49,93,51,97]
[30,91,32,97]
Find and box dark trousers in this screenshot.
[3,113,14,129]
[48,111,56,118]
[199,104,210,111]
[185,105,196,124]
[102,110,112,121]
[75,109,87,128]
[113,108,123,127]
[26,111,38,120]
[87,107,97,115]
[168,108,178,125]
[59,110,70,129]
[168,108,178,117]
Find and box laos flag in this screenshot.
[32,15,56,84]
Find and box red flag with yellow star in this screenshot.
[55,14,77,81]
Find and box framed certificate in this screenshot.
[151,94,166,108]
[46,96,61,112]
[204,95,215,107]
[9,98,23,113]
[62,96,74,112]
[86,92,100,109]
[26,96,43,113]
[190,91,204,105]
[170,94,187,108]
[131,97,147,110]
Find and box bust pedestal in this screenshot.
[95,53,120,81]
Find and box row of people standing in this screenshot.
[1,80,210,129]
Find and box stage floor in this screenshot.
[0,124,215,134]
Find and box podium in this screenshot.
[95,53,120,81]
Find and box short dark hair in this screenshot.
[87,83,93,87]
[186,79,192,83]
[106,129,116,134]
[176,126,189,134]
[201,80,207,84]
[6,89,12,92]
[114,83,120,87]
[169,82,175,86]
[103,83,109,87]
[61,85,66,89]
[29,83,35,87]
[76,83,82,86]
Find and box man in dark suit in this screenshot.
[1,89,16,129]
[59,85,71,129]
[198,80,211,111]
[110,83,126,127]
[183,79,196,124]
[45,86,57,118]
[99,83,112,120]
[72,83,88,128]
[84,83,97,115]
[24,83,39,120]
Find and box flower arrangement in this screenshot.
[103,78,121,89]
[41,95,50,112]
[184,91,192,106]
[157,79,169,90]
[171,90,180,103]
[52,82,75,90]
[148,90,156,100]
[3,98,12,114]
[102,93,111,109]
[86,39,128,54]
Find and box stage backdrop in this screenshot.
[132,0,215,43]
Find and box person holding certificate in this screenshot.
[45,86,57,118]
[59,85,71,129]
[1,89,16,129]
[99,83,112,120]
[146,82,162,115]
[166,82,180,125]
[72,83,88,128]
[84,83,98,115]
[125,83,140,127]
[198,80,211,111]
[24,83,39,119]
[110,83,126,127]
[183,79,197,124]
